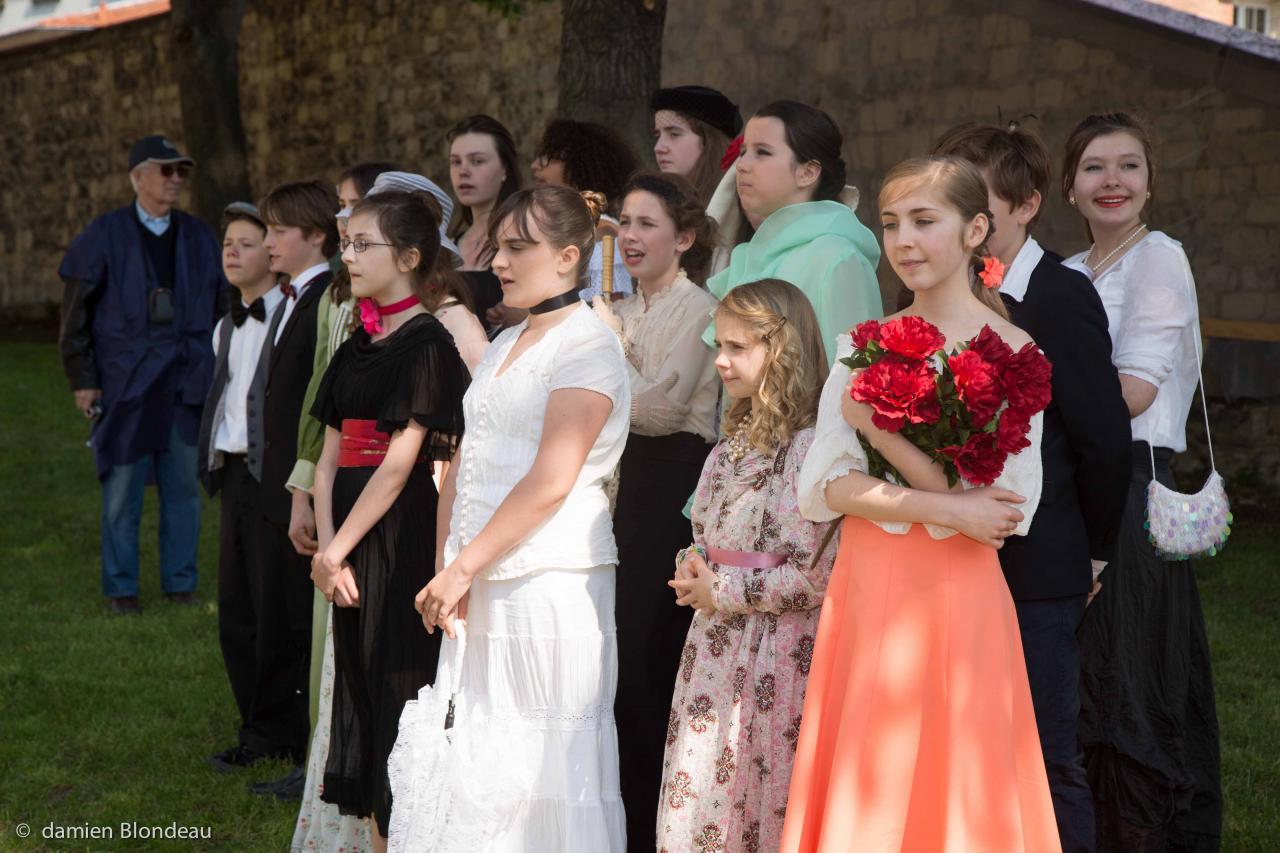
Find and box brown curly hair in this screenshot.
[620,172,716,285]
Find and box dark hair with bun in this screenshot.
[754,100,847,203]
[350,190,443,308]
[620,172,716,284]
[487,186,597,288]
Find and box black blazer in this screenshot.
[260,272,331,526]
[998,250,1131,600]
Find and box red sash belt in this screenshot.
[338,419,429,467]
[705,546,788,569]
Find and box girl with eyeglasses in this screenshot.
[308,189,469,851]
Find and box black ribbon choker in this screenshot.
[528,289,581,315]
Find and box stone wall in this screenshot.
[3,0,1279,489]
[664,0,1280,492]
[0,0,560,316]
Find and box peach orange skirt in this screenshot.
[780,518,1061,853]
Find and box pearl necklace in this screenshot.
[725,417,753,464]
[1087,224,1146,274]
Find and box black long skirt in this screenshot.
[321,461,442,837]
[613,431,714,853]
[1079,442,1222,852]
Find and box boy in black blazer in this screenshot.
[935,123,1131,853]
[199,203,291,775]
[216,180,338,800]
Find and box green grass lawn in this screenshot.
[0,340,1276,851]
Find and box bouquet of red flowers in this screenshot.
[842,316,1052,487]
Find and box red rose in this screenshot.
[851,358,938,433]
[1002,343,1053,417]
[878,316,946,361]
[943,432,1006,487]
[948,349,1003,426]
[850,319,882,351]
[968,325,1014,367]
[995,408,1032,456]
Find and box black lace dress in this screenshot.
[311,313,468,836]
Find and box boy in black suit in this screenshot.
[199,202,290,775]
[211,180,338,800]
[934,123,1131,853]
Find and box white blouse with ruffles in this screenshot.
[613,271,720,442]
[797,334,1044,539]
[1064,231,1202,453]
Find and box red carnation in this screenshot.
[943,433,1006,487]
[851,319,882,351]
[851,358,938,433]
[720,135,744,171]
[878,316,946,361]
[1002,343,1053,417]
[995,409,1032,456]
[948,349,1003,426]
[968,325,1014,367]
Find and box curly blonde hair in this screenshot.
[717,279,828,453]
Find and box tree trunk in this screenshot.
[170,0,251,232]
[557,0,668,157]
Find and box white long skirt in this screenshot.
[463,564,625,852]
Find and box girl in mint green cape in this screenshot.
[703,100,883,364]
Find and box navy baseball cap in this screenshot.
[128,135,195,170]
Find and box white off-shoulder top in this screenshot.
[797,333,1044,539]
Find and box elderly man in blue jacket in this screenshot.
[59,135,224,615]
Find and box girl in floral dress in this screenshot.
[657,279,837,853]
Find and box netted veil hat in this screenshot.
[650,86,744,139]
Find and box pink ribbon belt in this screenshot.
[705,546,788,569]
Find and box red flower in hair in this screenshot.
[878,316,947,361]
[1001,343,1053,418]
[720,135,744,171]
[850,358,938,433]
[948,349,1003,426]
[850,319,882,350]
[978,255,1006,289]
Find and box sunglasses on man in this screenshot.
[156,163,192,179]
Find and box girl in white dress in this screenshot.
[408,185,630,852]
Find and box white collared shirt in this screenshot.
[997,236,1045,304]
[274,262,329,344]
[213,287,286,454]
[135,201,172,236]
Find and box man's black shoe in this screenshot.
[165,591,201,606]
[207,745,267,773]
[251,764,305,801]
[107,596,142,615]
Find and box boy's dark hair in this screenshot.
[337,161,399,199]
[221,209,266,237]
[535,119,640,215]
[258,180,341,257]
[932,121,1052,228]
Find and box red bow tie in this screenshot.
[279,282,296,299]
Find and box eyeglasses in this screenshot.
[158,163,191,179]
[340,238,394,253]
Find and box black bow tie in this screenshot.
[230,297,266,327]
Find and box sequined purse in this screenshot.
[1143,329,1231,560]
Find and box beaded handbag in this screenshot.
[1143,324,1231,560]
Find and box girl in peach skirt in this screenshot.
[780,157,1062,853]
